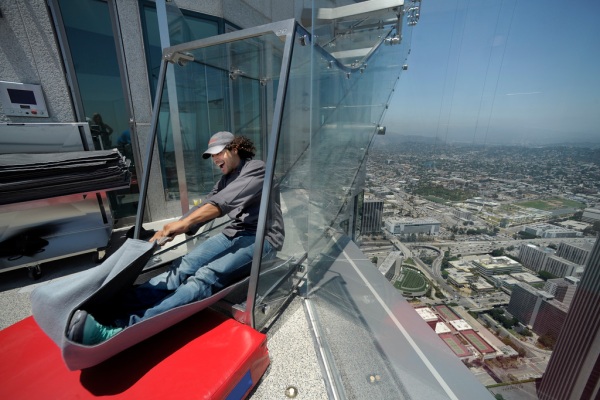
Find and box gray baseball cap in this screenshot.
[202,131,234,159]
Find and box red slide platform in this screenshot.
[0,309,269,399]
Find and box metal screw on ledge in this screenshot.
[285,386,298,398]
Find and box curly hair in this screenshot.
[226,136,256,159]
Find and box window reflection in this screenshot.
[58,0,137,219]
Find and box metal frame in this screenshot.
[134,58,167,238]
[315,0,404,21]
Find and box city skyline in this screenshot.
[384,0,600,146]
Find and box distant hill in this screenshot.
[371,134,442,149]
[371,133,600,150]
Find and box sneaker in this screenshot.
[68,310,123,345]
[67,309,88,343]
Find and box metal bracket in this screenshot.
[164,51,195,66]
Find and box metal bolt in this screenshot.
[285,386,298,398]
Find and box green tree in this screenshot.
[538,332,557,349]
[517,231,537,239]
[490,248,505,257]
[539,270,558,281]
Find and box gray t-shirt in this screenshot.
[203,159,284,250]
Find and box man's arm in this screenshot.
[150,203,221,244]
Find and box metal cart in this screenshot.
[0,123,129,278]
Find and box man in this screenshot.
[68,131,284,344]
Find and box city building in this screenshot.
[507,277,576,357]
[385,217,441,235]
[556,241,593,265]
[490,274,521,292]
[362,199,384,234]
[531,299,569,341]
[544,277,579,306]
[507,282,553,328]
[452,208,473,221]
[470,278,495,293]
[414,307,439,329]
[378,251,402,281]
[445,268,475,288]
[581,208,600,224]
[519,243,555,272]
[523,223,583,238]
[424,305,497,361]
[510,272,544,285]
[537,237,600,400]
[558,220,591,232]
[544,255,580,278]
[472,256,523,277]
[465,197,500,208]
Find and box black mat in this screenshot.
[0,150,130,205]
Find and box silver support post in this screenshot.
[156,0,189,214]
[133,59,168,239]
[243,20,297,329]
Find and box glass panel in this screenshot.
[156,33,283,205]
[140,3,221,202]
[275,6,417,396]
[302,21,411,266]
[252,6,414,328]
[158,61,229,201]
[140,3,220,99]
[252,28,311,329]
[57,0,138,219]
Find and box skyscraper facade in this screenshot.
[544,277,579,306]
[362,199,384,234]
[537,236,600,400]
[556,241,592,265]
[531,299,568,340]
[506,282,541,325]
[544,255,579,278]
[519,243,554,272]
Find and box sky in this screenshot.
[383,0,600,145]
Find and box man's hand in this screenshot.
[149,203,220,245]
[149,220,190,245]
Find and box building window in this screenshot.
[56,0,136,219]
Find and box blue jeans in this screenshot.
[119,233,274,326]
